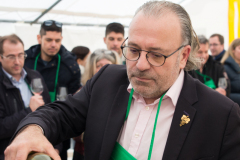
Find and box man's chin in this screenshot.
[47,52,58,57]
[112,48,120,53]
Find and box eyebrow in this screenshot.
[7,52,24,56]
[128,42,168,53]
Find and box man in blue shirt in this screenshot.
[0,34,60,159]
[209,34,226,62]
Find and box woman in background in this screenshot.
[221,38,240,105]
[73,49,121,160]
[81,49,121,85]
[71,46,90,77]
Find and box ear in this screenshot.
[103,37,106,44]
[0,56,2,63]
[77,58,82,65]
[37,35,42,44]
[179,45,191,69]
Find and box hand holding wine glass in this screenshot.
[31,78,44,95]
[29,78,44,111]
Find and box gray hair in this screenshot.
[198,35,209,44]
[134,1,201,71]
[81,49,121,85]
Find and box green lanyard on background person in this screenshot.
[111,89,166,160]
[195,70,216,89]
[34,52,61,102]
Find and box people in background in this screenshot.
[0,34,61,159]
[81,49,121,85]
[71,46,90,77]
[24,20,80,160]
[189,35,230,96]
[209,33,226,62]
[221,38,240,105]
[104,22,125,63]
[5,1,240,160]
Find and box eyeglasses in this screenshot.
[0,53,27,61]
[121,37,186,67]
[209,43,220,47]
[43,20,62,28]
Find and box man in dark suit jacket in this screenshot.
[0,34,61,159]
[4,1,240,160]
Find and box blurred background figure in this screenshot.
[73,49,121,160]
[24,20,80,160]
[104,22,125,64]
[71,46,90,77]
[189,35,230,96]
[221,38,240,105]
[0,34,61,159]
[81,49,121,85]
[209,34,226,62]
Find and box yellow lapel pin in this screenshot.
[180,115,190,127]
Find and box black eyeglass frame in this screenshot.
[121,37,187,67]
[43,20,62,28]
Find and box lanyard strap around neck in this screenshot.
[195,70,212,83]
[125,88,166,160]
[34,53,61,95]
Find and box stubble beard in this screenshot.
[127,55,181,100]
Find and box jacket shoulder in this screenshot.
[25,44,41,58]
[90,64,128,87]
[60,46,80,75]
[24,67,45,82]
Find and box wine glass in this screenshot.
[31,78,44,95]
[56,87,68,101]
[218,77,227,89]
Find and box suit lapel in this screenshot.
[162,72,198,160]
[99,84,130,160]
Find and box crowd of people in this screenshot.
[1,1,240,160]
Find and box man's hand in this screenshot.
[29,95,45,112]
[4,125,61,160]
[215,87,226,96]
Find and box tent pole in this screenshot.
[31,0,62,25]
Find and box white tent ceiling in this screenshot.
[0,0,191,26]
[0,0,231,52]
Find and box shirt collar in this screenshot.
[2,68,27,82]
[214,49,225,61]
[127,69,185,106]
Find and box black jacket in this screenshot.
[188,55,231,96]
[25,44,80,158]
[25,44,81,95]
[0,66,51,159]
[14,65,240,160]
[224,56,240,105]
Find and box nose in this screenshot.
[14,57,20,64]
[51,41,56,47]
[136,51,151,71]
[113,40,119,46]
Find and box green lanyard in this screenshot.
[195,70,216,89]
[126,88,166,160]
[34,53,61,101]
